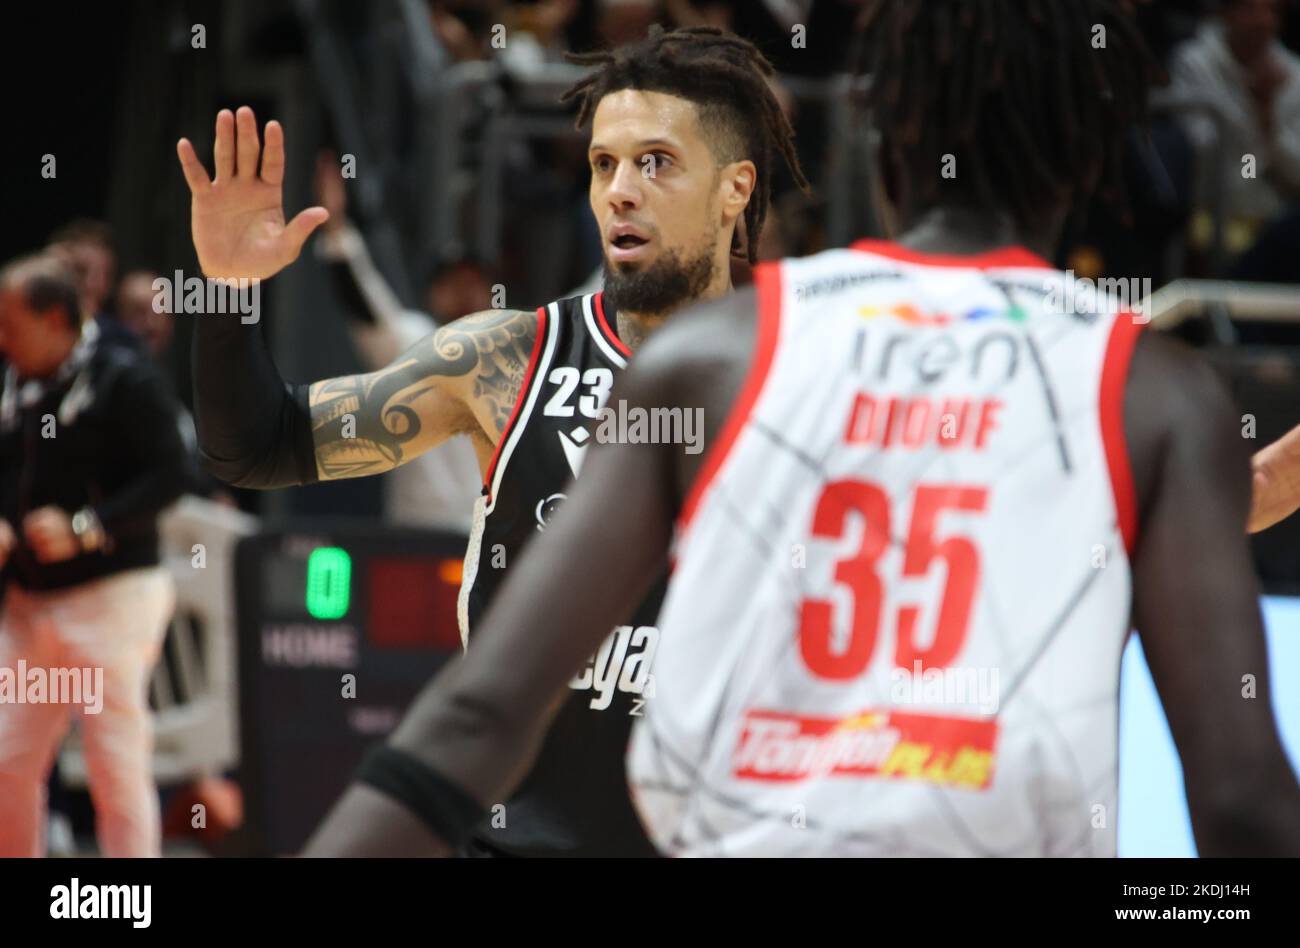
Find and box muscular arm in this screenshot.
[308,307,536,479]
[180,108,539,488]
[192,306,537,488]
[1125,332,1300,856]
[304,289,757,856]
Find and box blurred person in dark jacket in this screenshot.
[0,254,187,857]
[115,270,175,361]
[47,219,141,353]
[117,268,234,503]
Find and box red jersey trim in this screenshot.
[676,263,784,536]
[593,291,632,358]
[849,239,1054,271]
[482,305,549,500]
[1100,312,1144,556]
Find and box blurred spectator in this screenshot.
[424,256,496,322]
[116,269,233,502]
[665,0,733,31]
[664,0,811,71]
[46,219,141,353]
[502,0,581,69]
[1057,122,1196,288]
[115,270,174,361]
[0,254,186,857]
[595,0,660,47]
[314,153,483,531]
[1169,0,1300,278]
[46,220,114,324]
[430,0,509,62]
[1133,0,1212,63]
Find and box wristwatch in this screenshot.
[70,507,107,553]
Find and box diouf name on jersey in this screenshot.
[569,624,658,711]
[843,393,1003,451]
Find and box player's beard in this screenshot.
[601,233,717,319]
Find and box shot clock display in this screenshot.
[234,523,468,854]
[305,546,351,620]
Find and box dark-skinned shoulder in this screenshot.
[612,284,759,512]
[1123,328,1252,544]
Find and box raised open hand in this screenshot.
[177,106,329,281]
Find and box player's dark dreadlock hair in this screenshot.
[561,26,809,264]
[854,0,1162,233]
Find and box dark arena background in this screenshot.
[1,0,1299,927]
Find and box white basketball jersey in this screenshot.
[626,240,1144,857]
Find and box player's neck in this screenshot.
[896,206,1062,262]
[617,266,733,352]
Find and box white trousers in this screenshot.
[0,566,174,857]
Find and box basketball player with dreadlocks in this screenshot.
[307,0,1300,857]
[178,27,806,857]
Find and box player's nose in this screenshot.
[605,159,644,211]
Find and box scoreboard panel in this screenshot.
[234,523,467,855]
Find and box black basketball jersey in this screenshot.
[458,291,665,857]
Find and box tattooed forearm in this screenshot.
[308,308,537,480]
[310,370,431,478]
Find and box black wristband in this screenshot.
[355,744,487,851]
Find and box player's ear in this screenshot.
[719,159,757,224]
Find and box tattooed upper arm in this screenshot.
[308,308,538,481]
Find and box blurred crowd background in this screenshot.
[5,2,1300,515]
[3,0,1300,854]
[5,0,1300,513]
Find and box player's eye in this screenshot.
[649,152,673,169]
[592,155,614,173]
